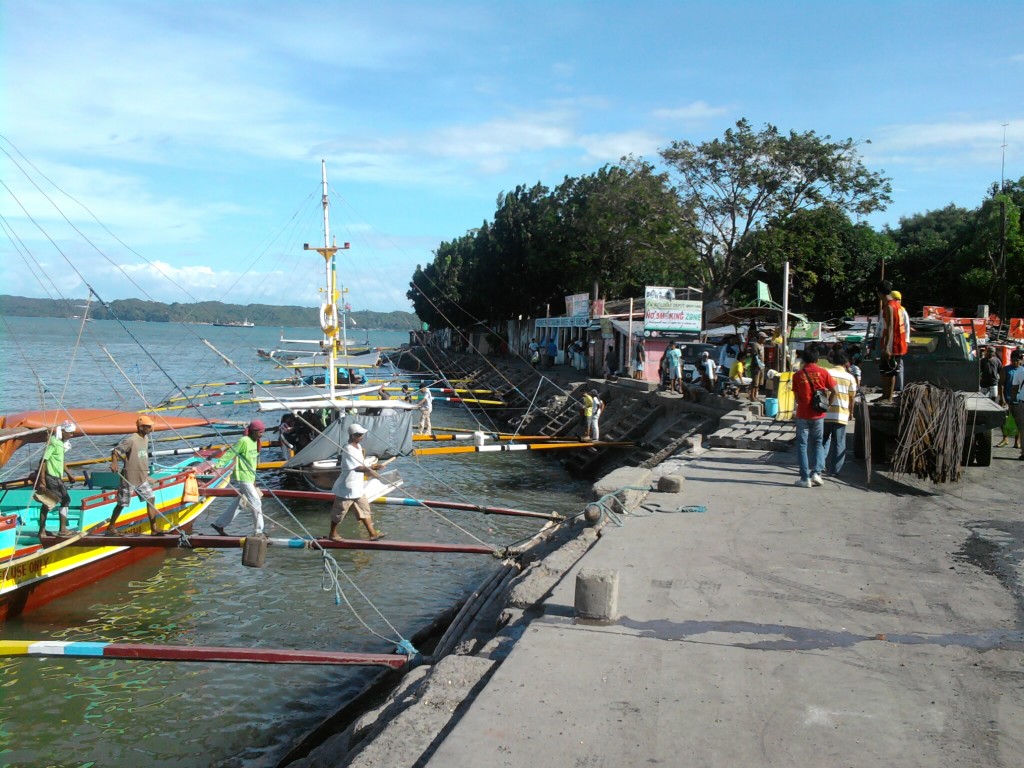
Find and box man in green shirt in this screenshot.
[212,420,265,537]
[36,420,76,539]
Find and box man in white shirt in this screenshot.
[700,351,717,392]
[328,424,385,541]
[822,350,858,476]
[418,384,434,435]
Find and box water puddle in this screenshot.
[953,520,1024,622]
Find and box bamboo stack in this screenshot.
[892,383,968,483]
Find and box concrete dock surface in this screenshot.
[423,446,1024,767]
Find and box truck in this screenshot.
[855,318,1004,467]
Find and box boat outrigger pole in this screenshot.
[304,159,350,400]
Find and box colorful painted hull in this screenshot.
[0,452,231,621]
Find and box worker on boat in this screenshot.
[106,415,164,536]
[35,420,76,539]
[328,423,386,541]
[211,420,265,538]
[377,385,391,401]
[417,383,434,435]
[400,384,412,402]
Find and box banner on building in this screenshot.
[644,286,702,333]
[565,293,590,317]
[789,321,822,341]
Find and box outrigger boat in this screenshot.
[250,162,420,491]
[0,409,232,621]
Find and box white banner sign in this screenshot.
[644,286,702,333]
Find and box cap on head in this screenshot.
[589,388,598,395]
[701,351,709,357]
[136,415,155,427]
[248,419,266,433]
[60,420,76,434]
[891,290,902,300]
[348,423,369,436]
[757,332,768,339]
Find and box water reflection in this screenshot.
[0,318,589,765]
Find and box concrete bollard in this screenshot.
[657,474,685,493]
[575,569,619,621]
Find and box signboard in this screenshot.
[644,286,702,333]
[789,321,821,341]
[923,305,954,321]
[600,318,614,339]
[536,316,590,329]
[591,298,605,317]
[565,293,589,317]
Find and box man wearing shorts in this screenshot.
[107,415,163,535]
[329,423,385,541]
[37,420,76,539]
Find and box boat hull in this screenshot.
[0,458,231,621]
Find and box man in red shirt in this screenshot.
[793,347,839,487]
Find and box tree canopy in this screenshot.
[659,119,892,300]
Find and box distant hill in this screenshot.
[0,295,421,331]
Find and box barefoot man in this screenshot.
[328,423,386,541]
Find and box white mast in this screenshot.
[304,160,349,400]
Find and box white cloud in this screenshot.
[653,100,731,122]
[579,131,664,163]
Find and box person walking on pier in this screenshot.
[329,423,385,540]
[35,420,76,538]
[793,348,839,488]
[633,337,646,379]
[211,420,265,537]
[106,415,163,535]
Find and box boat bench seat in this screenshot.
[84,471,122,490]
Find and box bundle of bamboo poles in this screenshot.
[892,383,968,483]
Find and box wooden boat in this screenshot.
[260,162,417,491]
[0,409,232,621]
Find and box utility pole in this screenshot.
[1000,123,1009,324]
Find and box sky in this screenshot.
[2,1,1022,313]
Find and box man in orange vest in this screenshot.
[876,281,908,402]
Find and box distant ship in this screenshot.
[213,319,256,327]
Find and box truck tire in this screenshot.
[974,430,993,467]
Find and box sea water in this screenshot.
[0,317,589,767]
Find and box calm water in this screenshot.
[0,317,589,767]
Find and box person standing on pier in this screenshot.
[633,337,646,379]
[35,420,76,538]
[106,415,163,535]
[1007,349,1024,460]
[665,342,682,393]
[329,423,385,541]
[588,389,604,441]
[211,420,265,537]
[418,383,434,435]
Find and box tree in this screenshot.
[660,119,892,300]
[553,158,699,301]
[884,204,974,311]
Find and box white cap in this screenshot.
[348,423,369,436]
[60,420,76,433]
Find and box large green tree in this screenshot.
[660,119,892,300]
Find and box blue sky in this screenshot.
[2,1,1022,312]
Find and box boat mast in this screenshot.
[304,160,349,400]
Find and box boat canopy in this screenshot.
[0,409,220,467]
[282,410,415,469]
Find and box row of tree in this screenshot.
[0,295,420,330]
[409,119,1023,326]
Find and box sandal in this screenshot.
[370,532,387,541]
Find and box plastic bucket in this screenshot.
[764,398,779,417]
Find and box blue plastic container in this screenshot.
[764,397,779,417]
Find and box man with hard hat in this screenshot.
[106,415,162,535]
[212,420,266,537]
[36,419,76,539]
[328,423,386,541]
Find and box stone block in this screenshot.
[575,568,619,621]
[656,474,685,493]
